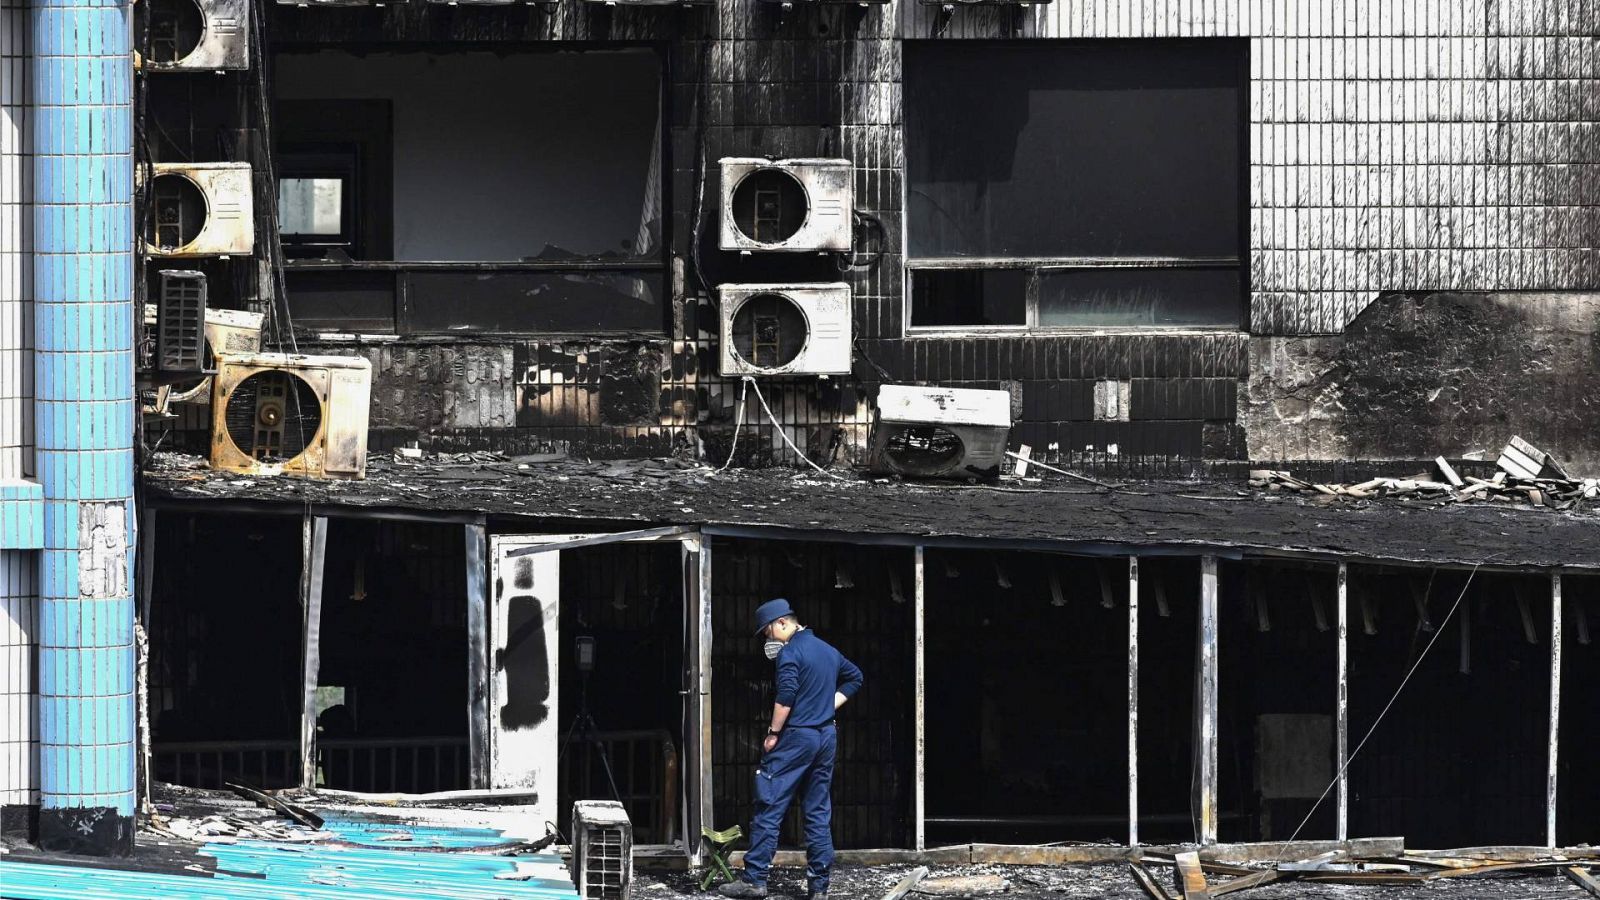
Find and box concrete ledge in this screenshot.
[724,837,1408,868]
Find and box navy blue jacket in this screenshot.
[775,629,864,727]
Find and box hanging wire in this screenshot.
[714,377,749,472]
[742,377,850,482]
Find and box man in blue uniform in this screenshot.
[720,598,863,900]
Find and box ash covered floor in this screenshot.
[638,862,1593,900]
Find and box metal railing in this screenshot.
[153,739,299,790]
[319,737,470,794]
[562,729,679,846]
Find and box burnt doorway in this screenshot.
[1558,574,1598,847]
[148,512,304,790]
[710,539,915,850]
[312,520,469,794]
[924,550,1130,845]
[556,541,687,846]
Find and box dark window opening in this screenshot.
[904,40,1246,330]
[1558,575,1600,847]
[909,268,1027,328]
[314,520,469,793]
[927,550,1137,845]
[149,513,306,790]
[556,543,686,846]
[1348,570,1551,847]
[273,48,666,335]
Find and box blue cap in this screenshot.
[754,598,795,635]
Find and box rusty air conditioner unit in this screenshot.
[571,801,633,900]
[143,163,254,258]
[868,384,1012,480]
[210,353,371,479]
[719,158,852,253]
[135,0,249,71]
[151,269,207,376]
[718,283,851,377]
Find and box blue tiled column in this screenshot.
[31,0,136,857]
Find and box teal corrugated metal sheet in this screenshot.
[0,816,583,900]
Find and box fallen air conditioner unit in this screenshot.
[571,801,632,900]
[144,162,255,257]
[163,306,266,404]
[718,283,851,377]
[719,158,852,253]
[136,0,249,71]
[868,384,1012,480]
[210,353,371,479]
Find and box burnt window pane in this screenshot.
[1036,267,1242,329]
[911,268,1027,327]
[905,40,1245,260]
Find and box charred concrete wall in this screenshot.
[1244,291,1600,472]
[151,0,1600,473]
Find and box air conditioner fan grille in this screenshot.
[223,370,323,463]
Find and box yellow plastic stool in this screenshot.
[699,824,744,890]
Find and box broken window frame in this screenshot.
[904,256,1245,334]
[274,45,671,338]
[900,39,1249,336]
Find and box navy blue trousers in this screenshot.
[742,725,836,892]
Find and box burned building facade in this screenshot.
[1,0,1599,865]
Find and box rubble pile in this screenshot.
[1251,436,1599,511]
[1127,845,1600,898]
[144,811,331,844]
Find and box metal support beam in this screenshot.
[1128,556,1140,847]
[692,537,714,864]
[298,516,328,791]
[465,524,489,790]
[1336,562,1349,842]
[1548,572,1562,848]
[1196,556,1219,845]
[914,546,927,852]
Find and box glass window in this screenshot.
[904,40,1247,329]
[278,177,345,237]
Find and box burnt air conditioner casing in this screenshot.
[718,283,851,377]
[571,801,633,900]
[210,353,371,479]
[139,0,250,71]
[719,158,852,253]
[144,162,255,257]
[868,384,1012,480]
[164,307,266,404]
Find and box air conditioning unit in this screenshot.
[210,353,371,479]
[868,385,1012,480]
[137,0,249,71]
[571,801,632,900]
[719,158,852,253]
[155,270,207,374]
[275,0,390,7]
[165,307,266,404]
[718,283,851,377]
[144,162,254,258]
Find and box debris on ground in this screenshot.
[912,875,1010,895]
[1251,435,1598,510]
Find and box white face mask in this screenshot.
[763,639,784,660]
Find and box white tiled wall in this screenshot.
[0,550,36,807]
[0,0,31,479]
[899,0,1600,334]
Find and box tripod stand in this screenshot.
[560,668,622,805]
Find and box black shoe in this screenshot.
[718,881,768,899]
[809,891,827,900]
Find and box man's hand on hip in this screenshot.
[762,733,780,754]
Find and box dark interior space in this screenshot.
[1217,562,1338,843]
[313,519,468,793]
[147,512,304,790]
[1558,574,1599,847]
[1134,557,1199,845]
[712,539,914,850]
[556,541,686,846]
[924,550,1129,845]
[1348,568,1551,848]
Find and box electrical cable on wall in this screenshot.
[743,377,850,482]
